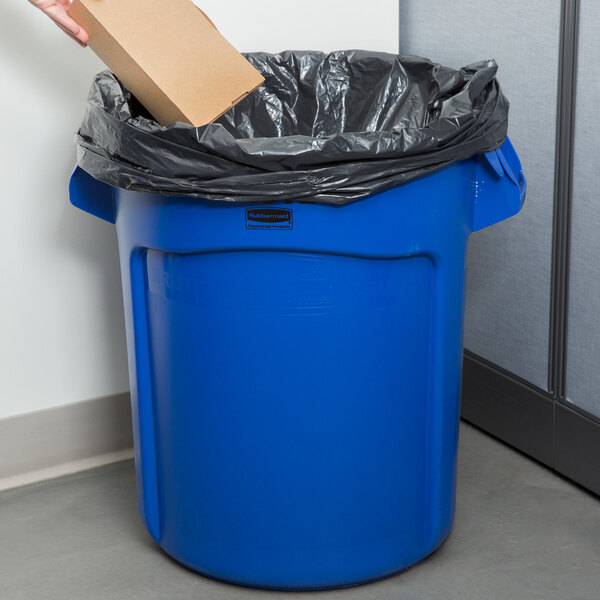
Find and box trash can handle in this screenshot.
[484,139,526,198]
[472,137,526,232]
[69,166,116,224]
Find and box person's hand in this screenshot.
[28,0,89,47]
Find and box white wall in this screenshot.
[196,1,399,53]
[0,2,129,420]
[0,1,399,420]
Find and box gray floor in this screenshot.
[1,423,599,600]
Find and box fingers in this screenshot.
[44,4,90,45]
[54,21,87,47]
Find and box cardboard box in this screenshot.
[70,0,264,127]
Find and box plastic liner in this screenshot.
[75,50,509,205]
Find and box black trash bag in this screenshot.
[75,50,509,205]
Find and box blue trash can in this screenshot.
[70,138,525,590]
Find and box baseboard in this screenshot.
[0,392,133,491]
[555,402,600,495]
[462,351,600,497]
[461,352,555,466]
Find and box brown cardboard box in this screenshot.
[70,0,264,127]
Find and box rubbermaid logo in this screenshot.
[245,208,293,230]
